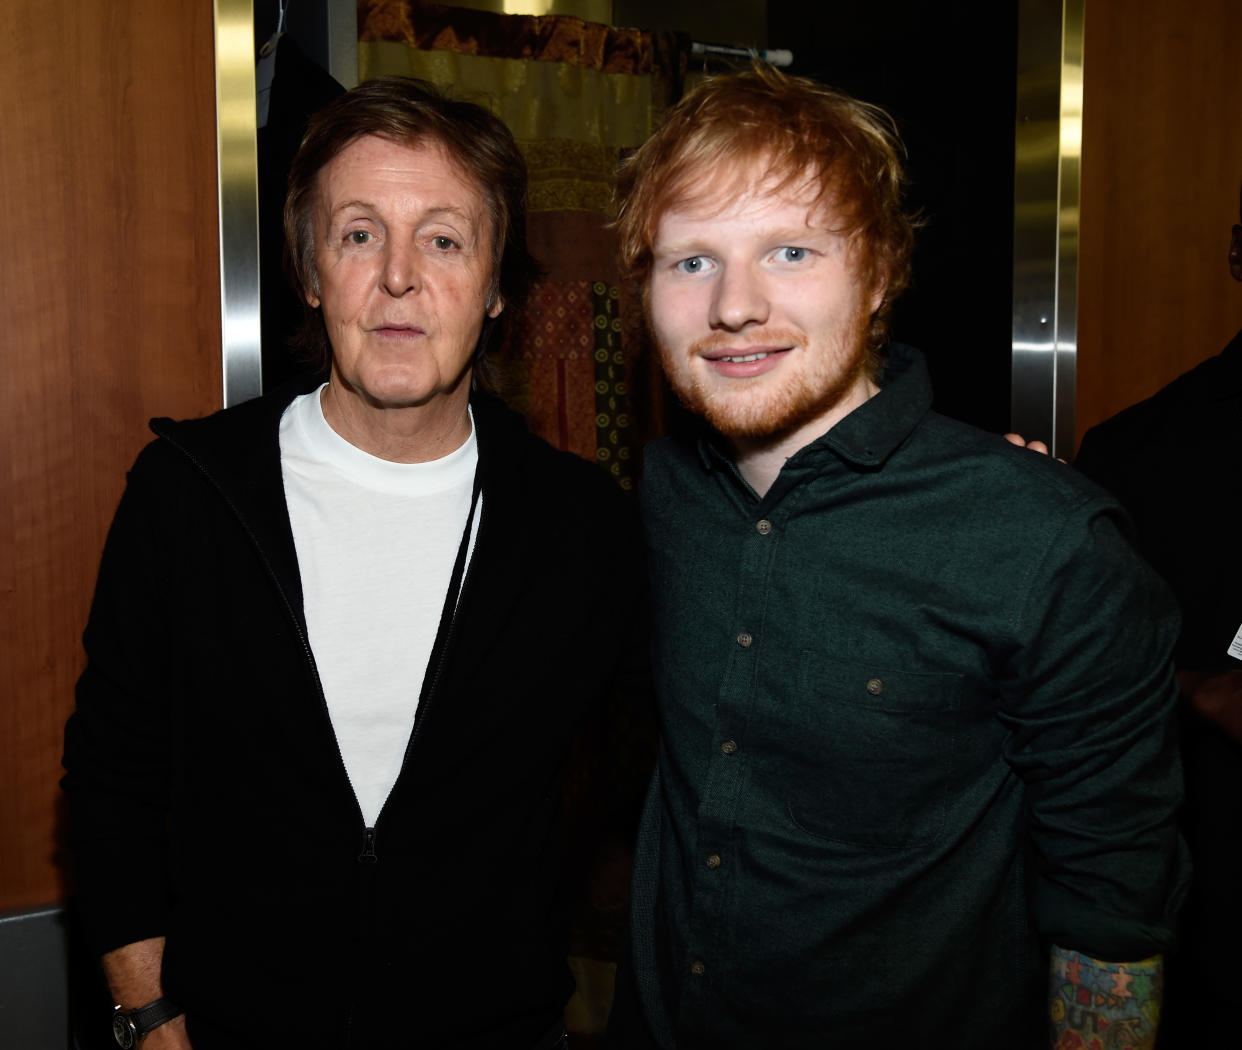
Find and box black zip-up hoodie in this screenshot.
[63,383,649,1048]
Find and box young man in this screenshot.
[609,65,1186,1049]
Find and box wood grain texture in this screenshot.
[1077,0,1242,448]
[0,0,222,909]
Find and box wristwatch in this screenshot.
[111,997,183,1048]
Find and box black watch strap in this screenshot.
[112,997,184,1048]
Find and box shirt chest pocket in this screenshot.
[782,654,965,850]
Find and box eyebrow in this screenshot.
[328,201,479,227]
[650,239,700,256]
[653,226,836,255]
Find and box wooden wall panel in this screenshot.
[0,0,222,909]
[1077,0,1242,448]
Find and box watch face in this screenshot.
[112,1012,137,1049]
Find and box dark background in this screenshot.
[767,0,1019,434]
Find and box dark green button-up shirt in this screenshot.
[628,346,1187,1048]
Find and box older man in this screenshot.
[607,66,1187,1049]
[63,78,645,1050]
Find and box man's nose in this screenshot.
[709,264,769,330]
[381,241,423,297]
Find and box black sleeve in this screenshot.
[62,442,185,957]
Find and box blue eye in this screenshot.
[676,256,707,274]
[779,247,806,263]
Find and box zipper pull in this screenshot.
[358,826,378,864]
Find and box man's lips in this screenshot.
[698,345,792,378]
[702,348,783,363]
[693,329,803,361]
[371,323,425,336]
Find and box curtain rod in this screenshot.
[690,41,794,68]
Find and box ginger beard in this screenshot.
[660,310,875,440]
[646,170,883,446]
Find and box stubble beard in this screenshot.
[657,314,874,442]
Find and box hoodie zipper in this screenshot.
[367,472,483,847]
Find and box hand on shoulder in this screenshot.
[1003,433,1065,462]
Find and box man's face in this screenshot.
[309,135,502,416]
[648,162,884,446]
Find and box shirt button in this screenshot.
[866,677,884,696]
[706,853,722,869]
[756,519,772,535]
[721,739,738,755]
[737,631,753,648]
[690,960,706,977]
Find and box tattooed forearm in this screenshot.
[1048,945,1162,1050]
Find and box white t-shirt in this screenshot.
[279,386,480,826]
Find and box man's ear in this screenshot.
[1230,224,1242,283]
[306,268,322,309]
[859,242,888,315]
[868,276,888,316]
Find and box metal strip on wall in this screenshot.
[1012,0,1084,456]
[326,0,361,89]
[214,0,263,407]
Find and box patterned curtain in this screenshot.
[359,1,684,493]
[357,3,686,1042]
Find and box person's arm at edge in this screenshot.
[102,936,191,1048]
[1048,945,1162,1049]
[67,443,188,1047]
[1178,669,1242,743]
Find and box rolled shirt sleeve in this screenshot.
[1001,496,1189,960]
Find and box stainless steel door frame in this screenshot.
[213,0,357,407]
[214,0,262,407]
[1012,0,1084,456]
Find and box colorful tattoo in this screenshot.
[1048,945,1162,1050]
